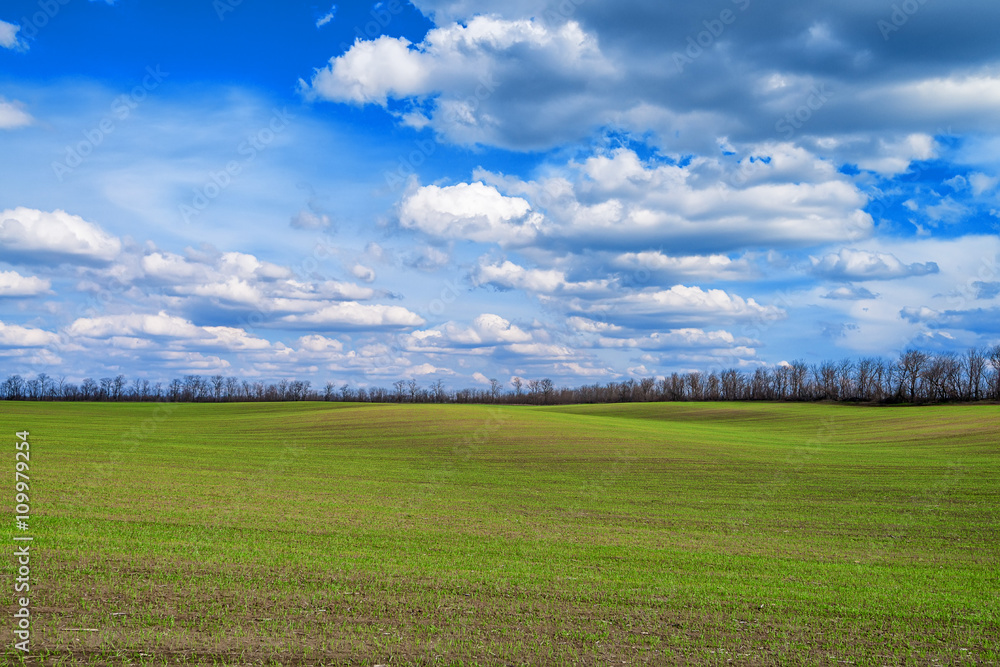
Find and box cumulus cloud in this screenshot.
[68,312,272,350]
[471,147,872,254]
[403,246,451,271]
[566,317,623,334]
[351,264,376,282]
[899,306,940,324]
[138,248,383,318]
[278,302,424,330]
[296,334,344,353]
[0,320,59,348]
[612,251,755,281]
[399,182,541,245]
[0,270,51,297]
[290,208,332,229]
[811,248,939,281]
[596,328,755,352]
[305,0,1000,162]
[823,285,878,300]
[315,5,336,28]
[0,208,122,264]
[407,313,532,350]
[304,15,611,147]
[0,20,25,51]
[900,306,1000,334]
[472,259,611,295]
[571,285,783,328]
[307,35,430,105]
[504,342,575,359]
[856,134,937,176]
[968,172,999,197]
[0,98,33,128]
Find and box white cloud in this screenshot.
[297,334,344,353]
[316,5,336,28]
[307,35,429,105]
[406,362,452,376]
[404,246,451,271]
[351,264,376,282]
[0,20,25,51]
[0,208,122,263]
[142,251,209,281]
[0,320,59,348]
[0,270,51,297]
[472,259,611,295]
[139,248,378,316]
[505,342,575,358]
[404,313,544,357]
[68,311,170,338]
[811,248,939,281]
[573,285,783,327]
[900,306,940,324]
[890,74,1000,124]
[290,209,332,229]
[67,312,272,351]
[597,328,753,352]
[612,251,754,281]
[305,15,612,147]
[218,251,291,280]
[923,197,971,225]
[279,302,424,329]
[475,147,872,253]
[399,182,541,245]
[566,317,623,334]
[181,277,263,305]
[969,172,999,196]
[856,134,937,176]
[0,98,33,129]
[823,285,878,300]
[410,313,532,349]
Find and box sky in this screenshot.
[1,0,999,390]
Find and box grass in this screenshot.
[1,400,998,665]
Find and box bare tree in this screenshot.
[989,345,1000,400]
[211,374,225,401]
[511,376,523,399]
[964,347,986,401]
[431,379,447,403]
[393,380,406,403]
[225,376,240,400]
[539,378,554,404]
[897,349,927,402]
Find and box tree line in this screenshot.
[3,347,1000,405]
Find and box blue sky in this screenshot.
[1,0,999,389]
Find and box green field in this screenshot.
[2,401,998,665]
